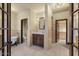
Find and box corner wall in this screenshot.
[44,4,52,49]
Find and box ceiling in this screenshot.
[49,3,69,13]
[11,3,45,12]
[49,3,69,9]
[11,3,70,13]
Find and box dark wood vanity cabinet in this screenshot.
[32,34,44,48]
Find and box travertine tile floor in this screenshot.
[0,40,78,56]
[11,42,69,56]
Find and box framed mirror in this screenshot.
[39,17,45,30]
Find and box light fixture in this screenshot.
[51,3,67,9]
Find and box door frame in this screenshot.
[55,19,68,44]
[21,18,27,43]
[21,20,23,43]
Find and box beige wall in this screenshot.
[47,4,53,48]
[31,12,45,33]
[11,8,30,44]
[11,10,29,34]
[11,11,18,36]
[17,11,29,33]
[44,4,53,49]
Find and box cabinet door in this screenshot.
[36,35,39,46]
[33,34,36,45]
[39,35,44,47]
[33,34,37,45]
[33,34,44,48]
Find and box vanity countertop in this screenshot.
[32,32,44,34]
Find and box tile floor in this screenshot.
[11,41,69,56]
[0,40,78,56]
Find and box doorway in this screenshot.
[55,19,68,44]
[21,18,28,44]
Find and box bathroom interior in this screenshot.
[0,3,79,56]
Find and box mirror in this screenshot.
[39,17,45,30]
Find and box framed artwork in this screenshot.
[39,17,45,30]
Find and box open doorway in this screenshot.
[21,18,28,44]
[55,19,68,45]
